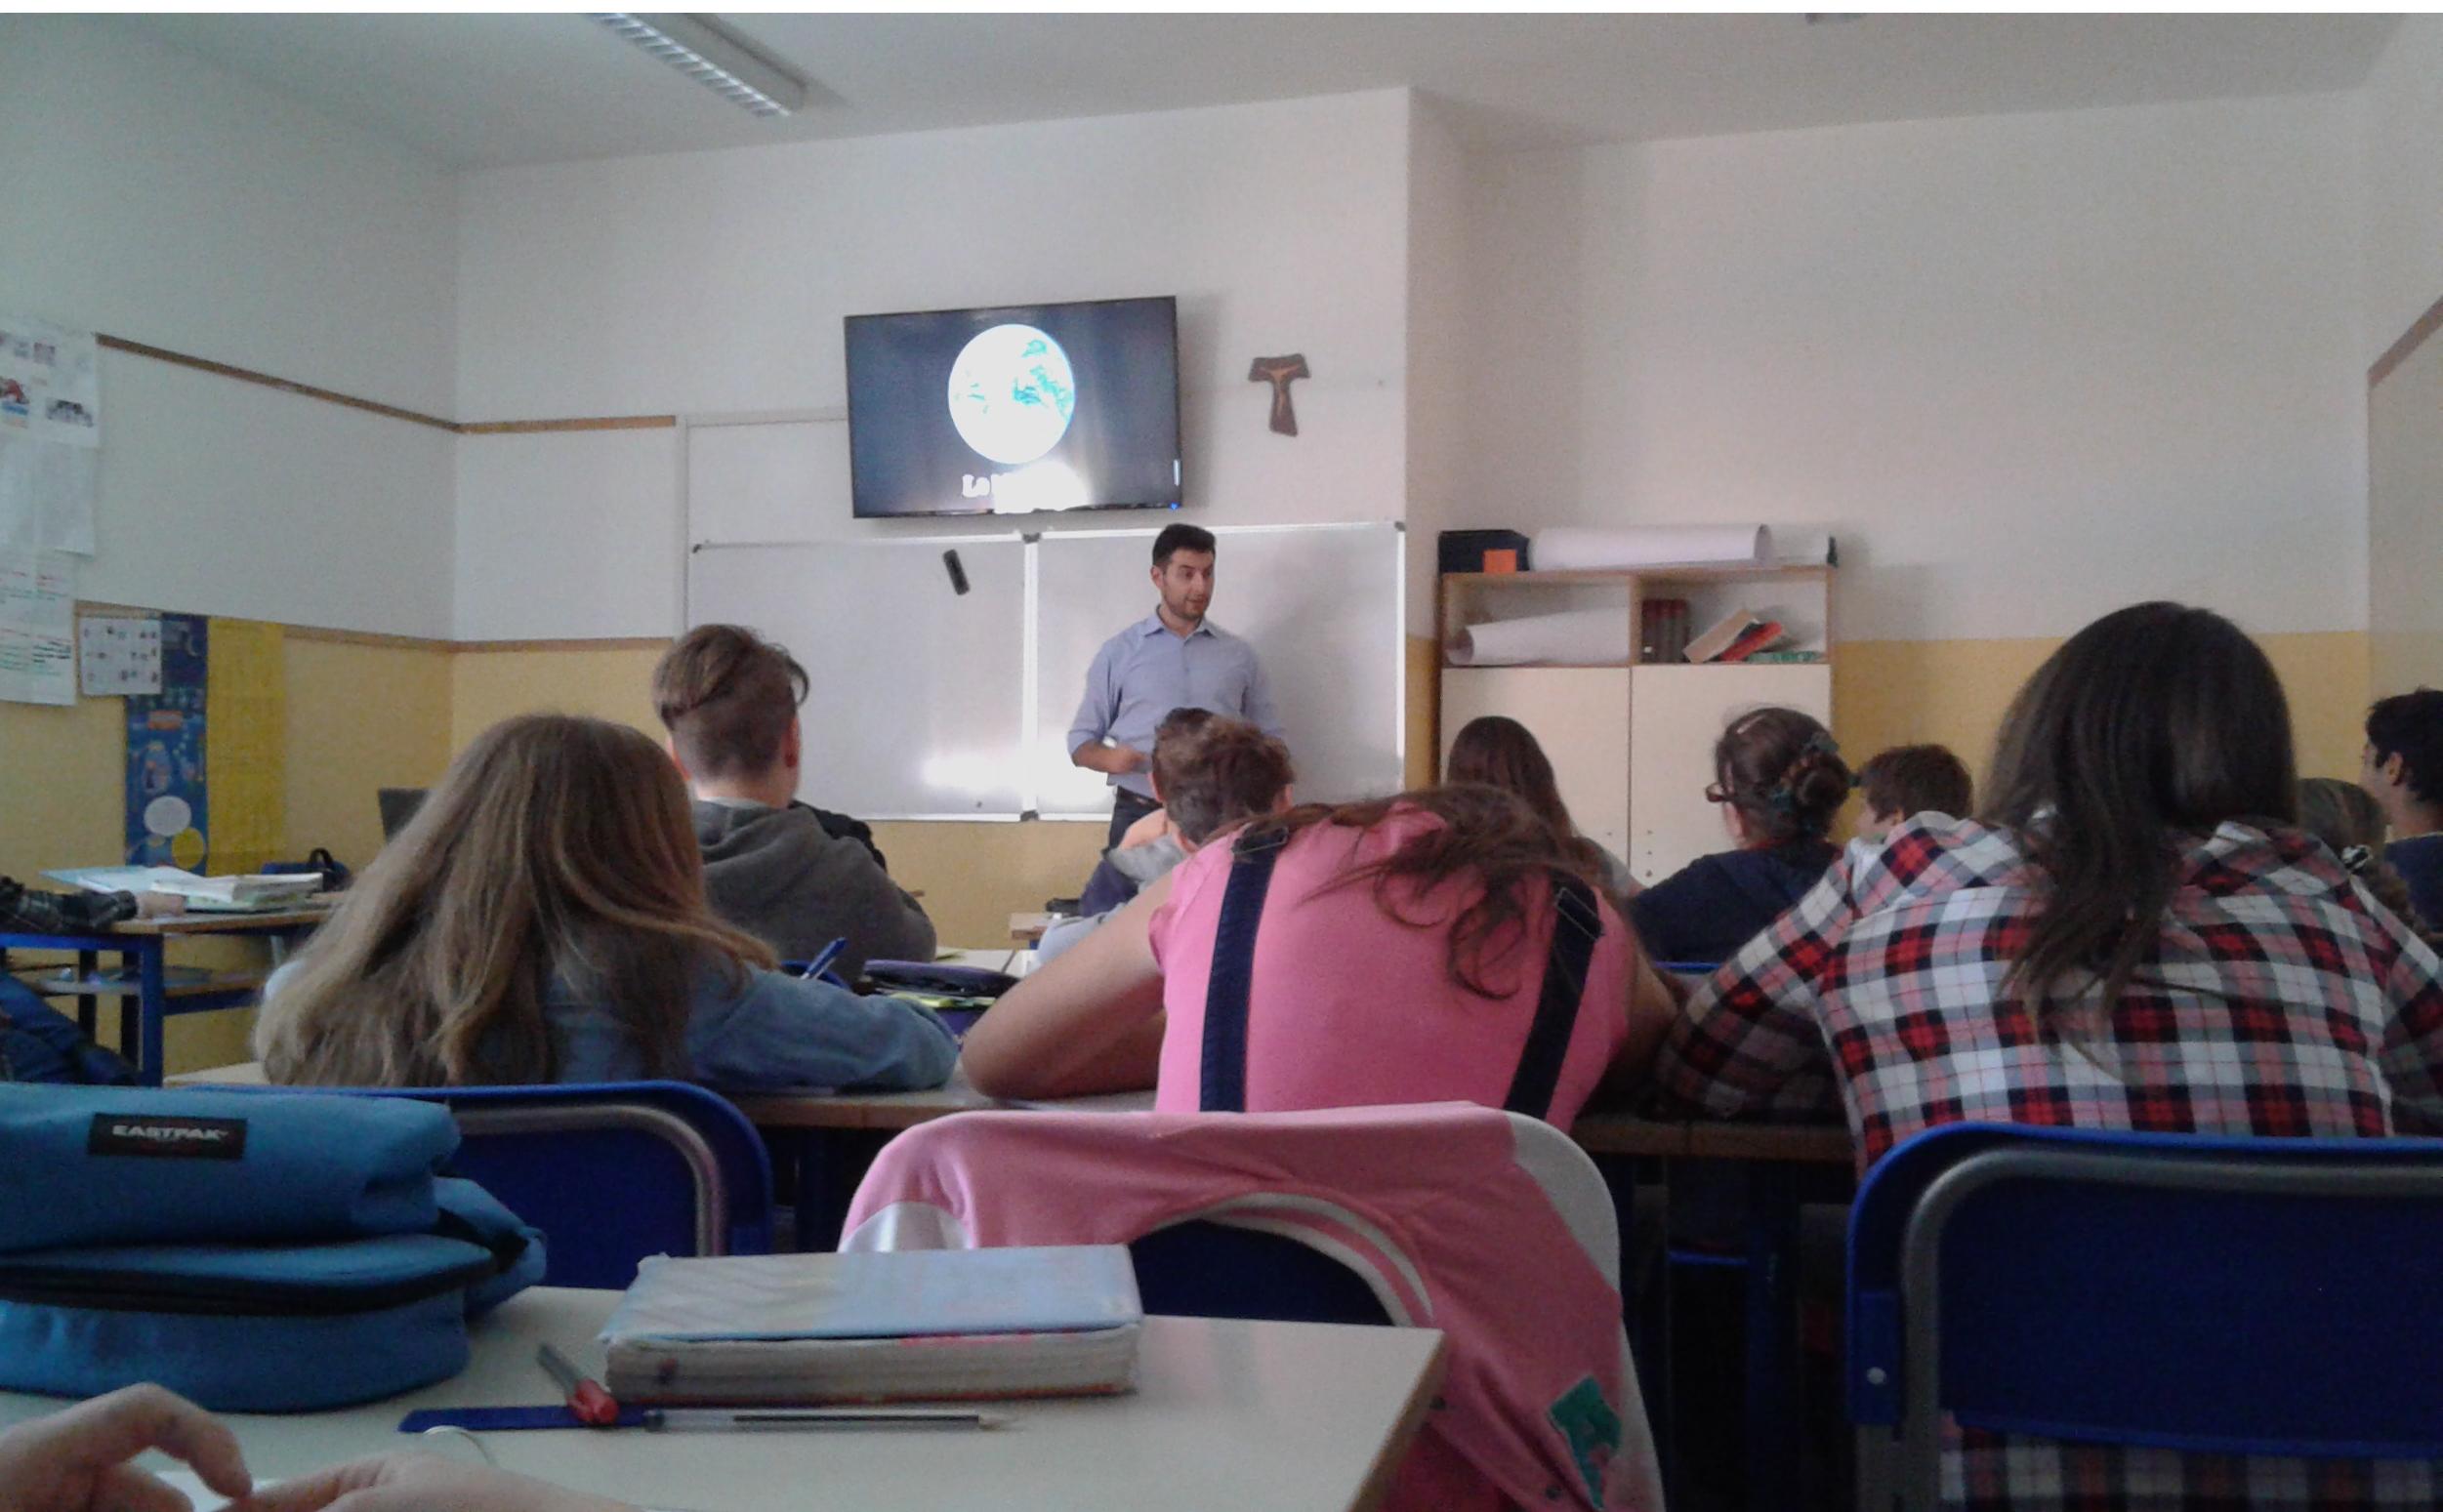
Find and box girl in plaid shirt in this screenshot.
[1652,601,2443,1510]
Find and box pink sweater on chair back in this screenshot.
[841,1102,1662,1512]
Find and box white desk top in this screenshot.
[0,1288,1443,1512]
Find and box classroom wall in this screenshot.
[0,17,459,636]
[2361,16,2443,369]
[1404,98,1472,637]
[451,90,1417,640]
[1459,93,2368,647]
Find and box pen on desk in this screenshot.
[535,1343,621,1427]
[798,937,849,984]
[642,1408,1009,1432]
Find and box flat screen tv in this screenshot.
[845,295,1181,518]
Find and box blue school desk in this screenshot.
[0,905,327,1084]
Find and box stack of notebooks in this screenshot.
[598,1246,1143,1405]
[42,866,321,913]
[1683,610,1821,664]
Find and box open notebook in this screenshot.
[600,1246,1142,1404]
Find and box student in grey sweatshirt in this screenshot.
[654,625,935,978]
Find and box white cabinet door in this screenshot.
[1439,668,1631,858]
[1628,665,1834,883]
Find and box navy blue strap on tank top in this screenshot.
[1199,829,1603,1120]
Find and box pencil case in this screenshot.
[0,1086,545,1410]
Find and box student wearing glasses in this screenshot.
[1625,708,1850,965]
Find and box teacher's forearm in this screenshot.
[1070,741,1145,775]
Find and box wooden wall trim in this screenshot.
[97,333,679,434]
[98,335,459,431]
[72,600,661,656]
[459,417,678,434]
[2371,288,2443,388]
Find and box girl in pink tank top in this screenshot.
[966,787,1677,1126]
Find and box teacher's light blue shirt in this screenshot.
[1067,612,1283,799]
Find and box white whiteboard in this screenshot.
[1034,523,1406,815]
[686,536,1027,819]
[684,519,1404,821]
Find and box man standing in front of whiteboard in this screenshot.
[1069,524,1285,850]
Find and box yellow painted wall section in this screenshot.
[283,637,455,873]
[449,645,669,752]
[871,820,1109,950]
[1834,631,2372,790]
[1404,634,1439,790]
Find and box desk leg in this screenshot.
[75,948,99,1039]
[1743,1163,1801,1512]
[133,944,166,1086]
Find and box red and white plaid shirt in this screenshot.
[1652,815,2443,1510]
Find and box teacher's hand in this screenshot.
[0,1384,251,1512]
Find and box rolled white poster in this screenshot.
[1448,608,1633,667]
[1529,525,1769,571]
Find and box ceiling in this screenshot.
[128,13,2402,172]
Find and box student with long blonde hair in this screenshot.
[257,715,956,1092]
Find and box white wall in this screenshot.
[1403,98,1471,636]
[0,17,458,637]
[454,91,1415,639]
[2363,16,2443,363]
[1462,93,2368,643]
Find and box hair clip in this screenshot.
[2341,843,2375,876]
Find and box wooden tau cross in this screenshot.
[1248,353,1310,436]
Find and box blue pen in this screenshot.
[799,937,849,985]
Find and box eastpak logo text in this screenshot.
[87,1113,248,1160]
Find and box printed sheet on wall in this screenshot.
[0,313,101,556]
[0,549,76,706]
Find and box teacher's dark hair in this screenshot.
[1983,601,2298,1019]
[1153,523,1216,567]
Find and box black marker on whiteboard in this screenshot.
[942,550,970,595]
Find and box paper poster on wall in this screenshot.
[79,613,162,696]
[0,313,102,555]
[0,549,76,707]
[125,614,208,869]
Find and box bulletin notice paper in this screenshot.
[0,313,102,555]
[80,612,162,696]
[0,549,76,706]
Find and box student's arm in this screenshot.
[819,839,936,966]
[1595,955,1684,1099]
[1642,863,1856,1121]
[689,970,959,1093]
[964,873,1173,1100]
[0,879,138,936]
[2378,926,2443,1134]
[1067,641,1143,773]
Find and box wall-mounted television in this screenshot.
[845,295,1181,518]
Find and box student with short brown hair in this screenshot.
[1852,743,1974,842]
[651,624,933,977]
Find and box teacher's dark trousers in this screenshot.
[1106,788,1162,852]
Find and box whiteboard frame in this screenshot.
[681,410,1404,821]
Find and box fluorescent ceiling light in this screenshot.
[593,14,808,117]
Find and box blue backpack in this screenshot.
[0,1084,545,1410]
[0,977,137,1085]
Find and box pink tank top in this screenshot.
[1148,808,1636,1127]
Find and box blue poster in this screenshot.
[124,614,208,869]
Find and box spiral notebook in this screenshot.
[599,1246,1142,1404]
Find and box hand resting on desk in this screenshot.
[0,1385,640,1512]
[238,1453,639,1512]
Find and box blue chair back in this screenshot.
[343,1082,772,1290]
[1129,1219,1393,1326]
[1847,1123,2443,1510]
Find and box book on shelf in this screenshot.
[1683,610,1806,664]
[599,1246,1143,1405]
[41,867,321,911]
